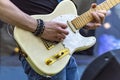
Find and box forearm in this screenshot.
[0,0,37,32]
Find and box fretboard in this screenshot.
[71,0,120,29]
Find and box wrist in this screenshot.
[33,19,45,36]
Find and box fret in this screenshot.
[104,1,110,10]
[102,2,108,10]
[113,0,117,5]
[80,14,87,26]
[106,0,113,8]
[74,18,81,28]
[114,0,117,3]
[78,16,84,28]
[85,11,92,22]
[83,11,92,24]
[99,3,104,10]
[96,5,101,10]
[86,11,91,18]
[75,18,82,28]
[114,0,118,5]
[77,16,82,26]
[76,17,82,28]
[78,18,83,28]
[72,17,81,29]
[71,0,120,30]
[106,1,111,9]
[84,12,90,24]
[97,1,110,10]
[115,0,120,4]
[82,14,87,22]
[72,20,77,28]
[116,0,119,3]
[110,0,114,6]
[117,0,120,3]
[110,0,117,6]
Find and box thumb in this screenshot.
[91,3,97,9]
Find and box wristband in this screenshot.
[33,19,45,36]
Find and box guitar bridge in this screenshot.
[45,48,70,65]
[42,38,57,50]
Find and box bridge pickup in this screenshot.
[45,48,70,65]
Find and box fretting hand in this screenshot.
[84,3,107,29]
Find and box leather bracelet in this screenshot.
[33,19,45,36]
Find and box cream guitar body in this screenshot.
[14,0,120,76]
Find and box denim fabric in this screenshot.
[19,55,79,80]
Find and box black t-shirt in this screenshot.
[10,0,59,15]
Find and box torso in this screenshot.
[10,0,59,15]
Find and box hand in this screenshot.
[40,21,69,42]
[85,3,107,29]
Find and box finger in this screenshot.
[55,36,63,42]
[91,3,97,9]
[57,33,66,40]
[96,10,107,23]
[86,23,101,29]
[96,12,105,23]
[95,23,102,27]
[57,27,69,35]
[57,22,67,29]
[97,10,107,16]
[85,23,95,29]
[91,12,101,23]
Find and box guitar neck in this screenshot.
[71,0,120,29]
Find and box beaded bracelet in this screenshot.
[33,19,45,36]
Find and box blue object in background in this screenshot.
[0,66,27,80]
[98,34,120,55]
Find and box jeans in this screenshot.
[19,55,80,80]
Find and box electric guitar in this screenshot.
[14,0,120,76]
